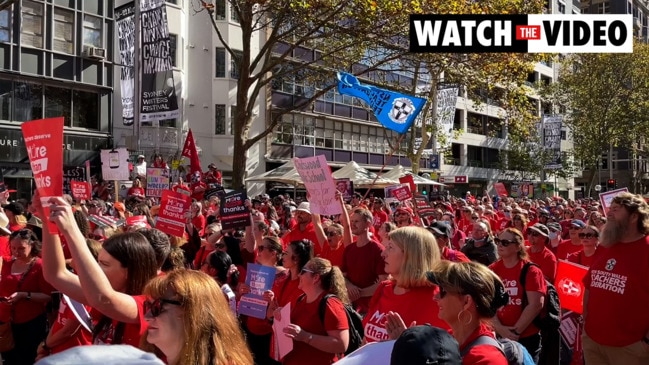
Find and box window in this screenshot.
[21,0,44,48]
[83,15,102,48]
[215,48,226,77]
[215,104,226,135]
[214,0,226,20]
[561,130,567,140]
[72,90,99,129]
[45,86,71,126]
[230,105,237,135]
[231,50,242,79]
[558,1,565,14]
[169,34,177,67]
[598,1,610,14]
[0,79,11,120]
[13,82,42,122]
[159,119,177,128]
[230,2,239,23]
[0,10,10,43]
[53,8,74,54]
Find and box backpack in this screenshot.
[461,335,535,365]
[298,294,364,356]
[520,262,561,331]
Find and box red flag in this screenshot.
[555,260,589,314]
[399,175,416,193]
[181,129,202,175]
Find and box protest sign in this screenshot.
[555,260,589,314]
[238,263,276,319]
[294,155,341,215]
[63,167,85,195]
[146,168,170,197]
[599,187,629,216]
[272,303,292,361]
[220,191,250,230]
[392,185,412,201]
[559,311,584,364]
[126,215,151,229]
[333,340,395,365]
[21,117,64,233]
[399,175,416,193]
[100,148,130,181]
[156,190,191,237]
[205,185,226,200]
[70,181,91,201]
[335,178,354,201]
[494,182,508,197]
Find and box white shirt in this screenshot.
[134,161,147,177]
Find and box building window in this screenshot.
[215,104,226,135]
[560,130,567,140]
[52,8,74,54]
[159,118,176,128]
[230,105,237,135]
[215,48,226,77]
[214,0,226,20]
[230,2,239,23]
[83,15,102,48]
[0,10,10,43]
[169,34,177,67]
[558,1,565,14]
[14,82,43,122]
[598,1,610,14]
[72,90,99,129]
[45,86,71,126]
[21,0,44,49]
[231,50,242,79]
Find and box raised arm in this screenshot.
[337,192,352,247]
[49,197,141,324]
[311,212,326,249]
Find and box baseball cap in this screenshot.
[2,202,24,216]
[395,207,413,216]
[428,221,451,237]
[571,219,586,228]
[547,222,561,232]
[528,223,549,237]
[390,325,462,365]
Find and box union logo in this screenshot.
[558,278,581,297]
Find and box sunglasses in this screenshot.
[144,298,183,318]
[88,234,105,241]
[579,233,598,239]
[438,286,463,299]
[258,245,273,252]
[471,216,479,220]
[299,268,315,275]
[463,210,472,213]
[494,238,518,247]
[86,204,97,208]
[325,231,338,237]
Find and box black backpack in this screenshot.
[520,262,561,331]
[299,294,364,355]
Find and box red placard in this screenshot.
[399,175,416,193]
[126,215,151,229]
[70,181,91,201]
[21,117,64,233]
[156,190,191,237]
[555,260,589,314]
[392,186,412,202]
[494,182,508,197]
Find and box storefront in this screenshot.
[0,127,111,200]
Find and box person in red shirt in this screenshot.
[127,178,145,200]
[341,208,387,315]
[189,172,207,202]
[427,222,470,263]
[363,226,447,343]
[441,213,465,250]
[3,202,26,232]
[281,258,349,365]
[371,198,389,232]
[393,207,414,228]
[567,225,601,267]
[490,228,546,363]
[557,220,585,260]
[281,202,320,256]
[457,206,474,235]
[427,260,510,365]
[151,154,169,169]
[171,177,192,196]
[582,193,649,365]
[189,201,206,237]
[0,211,11,259]
[203,163,223,186]
[526,223,558,282]
[311,212,346,268]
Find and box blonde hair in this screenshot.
[141,269,253,365]
[388,227,440,289]
[307,258,349,305]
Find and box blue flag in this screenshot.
[337,72,427,134]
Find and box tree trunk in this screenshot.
[231,133,247,190]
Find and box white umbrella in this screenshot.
[245,160,303,186]
[383,164,446,186]
[332,161,399,188]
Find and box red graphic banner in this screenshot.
[392,186,413,202]
[21,117,64,233]
[156,190,191,237]
[399,175,416,193]
[494,182,508,197]
[70,181,91,201]
[555,260,589,314]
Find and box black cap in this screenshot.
[428,221,452,237]
[390,325,462,365]
[3,202,24,216]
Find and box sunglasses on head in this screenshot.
[10,229,36,240]
[579,233,598,239]
[299,268,315,275]
[144,298,183,318]
[495,238,518,247]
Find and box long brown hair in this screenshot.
[141,269,253,365]
[308,258,349,305]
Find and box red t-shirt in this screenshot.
[193,245,214,269]
[50,298,92,354]
[459,323,508,365]
[441,246,470,262]
[190,182,207,201]
[172,184,192,196]
[282,293,349,365]
[457,218,472,235]
[566,248,602,268]
[319,242,345,268]
[340,240,385,314]
[191,215,206,237]
[362,281,448,343]
[583,236,649,346]
[0,236,9,260]
[281,223,321,256]
[0,258,54,323]
[557,239,582,260]
[372,210,389,232]
[526,246,558,282]
[272,271,303,309]
[489,260,546,338]
[127,187,145,198]
[93,295,148,347]
[451,230,466,251]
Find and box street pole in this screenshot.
[133,0,141,152]
[609,142,613,180]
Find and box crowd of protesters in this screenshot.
[0,157,645,365]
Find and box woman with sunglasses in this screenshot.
[510,214,529,240]
[0,229,54,365]
[377,222,396,247]
[201,251,238,315]
[567,225,601,267]
[428,261,511,364]
[490,228,546,362]
[38,195,158,348]
[363,227,448,343]
[281,258,349,365]
[312,212,347,268]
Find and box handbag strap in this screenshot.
[10,258,36,322]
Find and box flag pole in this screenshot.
[133,0,141,152]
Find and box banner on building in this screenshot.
[139,0,179,123]
[116,3,135,126]
[542,115,563,170]
[436,85,460,149]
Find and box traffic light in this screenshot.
[607,179,616,190]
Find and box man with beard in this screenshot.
[460,221,498,266]
[394,207,414,228]
[280,202,320,256]
[582,192,649,365]
[340,208,387,315]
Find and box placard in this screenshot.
[220,191,251,230]
[205,186,226,200]
[293,155,342,215]
[238,263,276,319]
[70,181,92,201]
[555,260,589,314]
[399,175,416,193]
[599,187,629,216]
[156,190,191,237]
[100,148,130,181]
[494,182,508,197]
[392,185,412,201]
[146,168,170,197]
[335,178,354,201]
[21,117,64,233]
